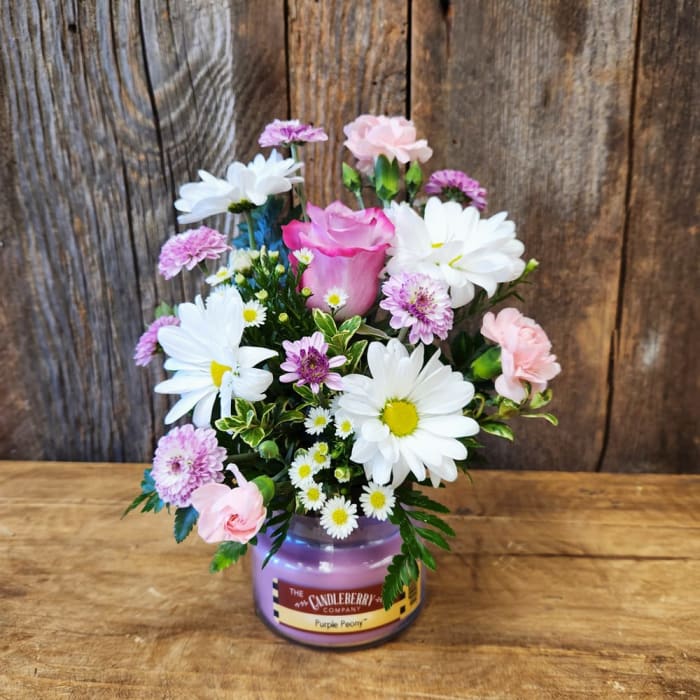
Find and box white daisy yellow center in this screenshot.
[312,451,327,465]
[243,308,259,323]
[369,490,386,509]
[210,361,232,388]
[314,416,327,427]
[331,508,348,526]
[306,486,321,501]
[381,399,419,437]
[298,463,312,480]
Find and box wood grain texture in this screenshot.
[287,0,408,206]
[1,463,699,698]
[0,1,287,461]
[411,1,639,471]
[601,0,700,473]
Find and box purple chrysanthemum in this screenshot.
[133,315,180,367]
[151,424,226,508]
[279,331,346,393]
[158,226,229,280]
[259,119,328,148]
[424,169,487,211]
[380,273,454,345]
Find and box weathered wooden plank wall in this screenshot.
[0,1,697,472]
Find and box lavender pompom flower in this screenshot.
[279,331,346,394]
[151,425,227,508]
[133,315,180,367]
[259,119,328,148]
[158,226,229,280]
[425,169,487,211]
[380,272,454,345]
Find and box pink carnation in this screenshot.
[158,226,229,280]
[481,308,561,402]
[133,315,180,367]
[191,466,266,544]
[425,169,487,211]
[259,119,328,147]
[151,425,227,508]
[343,115,433,174]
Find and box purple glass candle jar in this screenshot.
[250,515,425,649]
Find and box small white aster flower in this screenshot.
[334,413,354,438]
[293,248,314,265]
[320,496,359,539]
[289,452,316,488]
[242,300,267,328]
[304,407,332,436]
[359,482,396,521]
[308,441,331,470]
[206,266,234,286]
[299,482,326,511]
[323,287,348,311]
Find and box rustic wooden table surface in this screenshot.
[1,462,698,699]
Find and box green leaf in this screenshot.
[277,410,305,425]
[398,489,450,514]
[173,506,198,543]
[262,512,292,567]
[407,510,456,537]
[529,389,553,409]
[292,384,315,403]
[451,331,474,370]
[344,339,368,373]
[480,421,515,441]
[338,315,362,337]
[357,323,390,340]
[210,542,248,573]
[121,491,150,518]
[521,412,559,426]
[312,308,338,339]
[415,526,451,551]
[154,301,175,319]
[240,426,266,448]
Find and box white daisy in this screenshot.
[320,496,359,539]
[323,287,348,311]
[299,482,326,511]
[242,300,267,328]
[386,197,525,308]
[304,407,332,436]
[293,248,314,265]
[337,339,479,487]
[308,441,331,470]
[359,482,396,521]
[289,452,316,488]
[206,266,234,286]
[334,413,354,438]
[174,150,303,224]
[155,286,277,427]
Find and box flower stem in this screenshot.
[290,144,309,221]
[243,210,257,250]
[354,190,366,209]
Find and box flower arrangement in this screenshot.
[127,114,561,609]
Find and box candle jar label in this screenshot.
[272,572,421,634]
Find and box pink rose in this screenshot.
[343,115,433,174]
[481,308,561,403]
[282,201,395,319]
[190,466,266,544]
